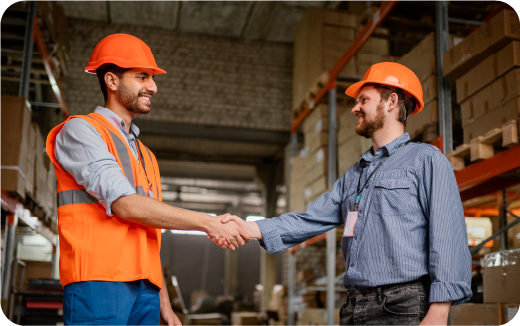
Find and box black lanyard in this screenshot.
[353,140,410,210]
[131,129,152,190]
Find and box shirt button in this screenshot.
[372,162,376,166]
[354,235,358,240]
[350,262,355,267]
[365,184,369,189]
[359,209,363,213]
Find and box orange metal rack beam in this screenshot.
[290,1,399,134]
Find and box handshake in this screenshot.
[205,214,262,250]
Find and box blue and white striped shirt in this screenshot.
[257,133,472,305]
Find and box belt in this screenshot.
[346,275,431,299]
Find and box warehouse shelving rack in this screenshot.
[286,2,520,325]
[1,1,69,313]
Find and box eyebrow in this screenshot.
[137,72,150,77]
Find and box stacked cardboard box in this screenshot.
[33,124,47,207]
[455,42,520,143]
[355,26,396,76]
[444,10,520,79]
[465,217,493,247]
[398,32,463,141]
[302,105,329,207]
[296,308,340,325]
[482,249,520,304]
[290,154,306,213]
[293,8,357,111]
[449,303,519,325]
[25,123,37,197]
[337,110,372,176]
[1,96,32,199]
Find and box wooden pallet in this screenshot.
[446,120,519,171]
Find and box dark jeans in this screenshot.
[339,277,430,325]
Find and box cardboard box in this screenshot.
[482,248,520,304]
[443,10,520,79]
[463,97,520,143]
[293,8,357,108]
[449,303,504,325]
[405,100,438,138]
[465,217,493,246]
[304,148,328,173]
[1,96,31,199]
[422,74,438,106]
[34,126,47,205]
[25,123,37,197]
[338,136,372,176]
[503,303,519,323]
[461,68,520,127]
[508,215,520,249]
[358,37,389,55]
[298,308,340,325]
[455,41,520,104]
[305,131,328,155]
[231,312,261,326]
[303,175,327,202]
[305,159,327,188]
[302,104,329,134]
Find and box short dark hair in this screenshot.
[362,83,417,127]
[96,63,131,102]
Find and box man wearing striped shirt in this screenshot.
[215,62,472,325]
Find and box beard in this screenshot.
[355,100,385,139]
[118,82,151,115]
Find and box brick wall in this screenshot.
[63,19,293,131]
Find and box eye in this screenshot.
[137,76,145,80]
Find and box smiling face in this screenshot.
[351,86,386,139]
[117,68,157,115]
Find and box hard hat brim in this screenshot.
[84,59,166,75]
[345,80,424,114]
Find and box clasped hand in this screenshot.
[206,213,251,250]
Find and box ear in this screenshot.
[104,72,119,92]
[387,92,399,113]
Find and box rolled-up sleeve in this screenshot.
[256,175,345,255]
[55,118,137,216]
[420,150,473,305]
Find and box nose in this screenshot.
[352,102,361,114]
[147,78,157,94]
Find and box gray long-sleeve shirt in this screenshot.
[257,133,473,305]
[55,107,141,215]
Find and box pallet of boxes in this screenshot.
[397,32,464,144]
[292,8,358,119]
[444,9,520,171]
[1,96,58,234]
[449,248,519,325]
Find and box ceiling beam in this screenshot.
[137,119,299,145]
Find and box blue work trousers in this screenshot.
[63,279,160,325]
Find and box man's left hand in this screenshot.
[160,304,182,326]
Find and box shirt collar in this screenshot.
[360,132,410,163]
[93,106,140,137]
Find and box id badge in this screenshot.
[343,211,358,237]
[148,189,154,199]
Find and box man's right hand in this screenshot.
[205,214,251,250]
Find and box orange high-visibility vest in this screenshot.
[46,112,163,289]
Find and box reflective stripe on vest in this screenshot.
[57,186,148,207]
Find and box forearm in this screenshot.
[160,273,170,310]
[112,194,210,232]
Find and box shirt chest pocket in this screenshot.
[371,178,412,216]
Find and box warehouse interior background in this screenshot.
[1,1,520,325]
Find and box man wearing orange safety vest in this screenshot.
[214,63,472,325]
[46,34,251,325]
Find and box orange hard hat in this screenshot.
[85,33,166,75]
[345,62,424,114]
